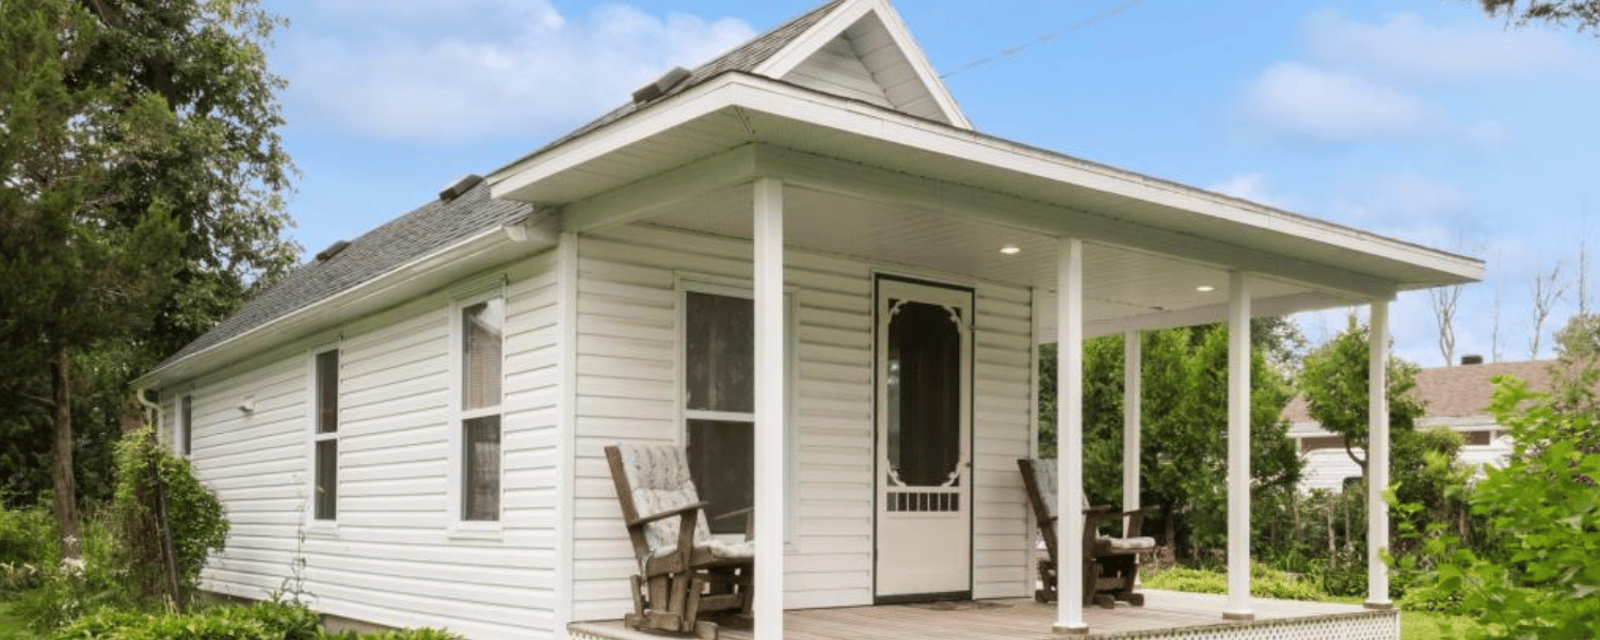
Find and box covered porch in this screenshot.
[569,590,1398,640]
[487,68,1482,639]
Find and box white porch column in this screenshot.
[753,178,787,640]
[1366,299,1392,609]
[1055,238,1088,634]
[1122,330,1141,537]
[1224,271,1254,621]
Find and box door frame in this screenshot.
[871,273,976,603]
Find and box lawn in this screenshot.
[1402,609,1481,640]
[0,601,42,640]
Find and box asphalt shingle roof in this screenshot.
[155,1,846,375]
[158,182,537,369]
[1283,360,1556,423]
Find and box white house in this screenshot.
[135,1,1483,638]
[1288,359,1543,492]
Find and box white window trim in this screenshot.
[448,284,508,537]
[305,342,341,536]
[675,275,799,549]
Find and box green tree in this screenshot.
[0,0,297,556]
[1297,315,1426,477]
[1401,376,1600,639]
[1547,312,1600,421]
[1470,0,1600,35]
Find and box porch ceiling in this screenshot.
[640,183,1369,337]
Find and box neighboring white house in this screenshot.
[1286,359,1545,492]
[134,1,1483,639]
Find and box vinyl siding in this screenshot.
[782,36,894,109]
[569,224,1032,621]
[164,249,562,640]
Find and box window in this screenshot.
[460,297,504,521]
[687,288,796,536]
[178,395,193,456]
[313,349,339,521]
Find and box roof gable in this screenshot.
[758,0,970,128]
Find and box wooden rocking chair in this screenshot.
[606,444,754,638]
[1017,458,1155,608]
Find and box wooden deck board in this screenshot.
[570,590,1384,640]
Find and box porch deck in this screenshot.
[567,590,1399,640]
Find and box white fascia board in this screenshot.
[137,224,552,389]
[487,72,1480,285]
[751,0,972,130]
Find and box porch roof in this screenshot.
[487,70,1483,334]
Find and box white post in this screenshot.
[753,178,787,640]
[1366,299,1392,609]
[1055,238,1088,634]
[1122,330,1141,537]
[1224,271,1254,621]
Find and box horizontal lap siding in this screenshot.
[175,250,561,640]
[571,226,878,621]
[972,284,1033,599]
[571,224,1033,618]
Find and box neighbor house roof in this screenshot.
[1284,360,1555,424]
[154,181,538,370]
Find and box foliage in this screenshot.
[111,427,228,605]
[7,507,133,631]
[1142,564,1330,601]
[52,600,464,640]
[0,0,298,539]
[0,507,57,569]
[1298,315,1426,475]
[1397,375,1600,639]
[1548,312,1600,419]
[1471,0,1600,34]
[1040,323,1300,555]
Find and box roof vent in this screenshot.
[1461,354,1484,365]
[315,239,351,262]
[631,66,691,104]
[439,174,484,202]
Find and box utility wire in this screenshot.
[940,0,1155,79]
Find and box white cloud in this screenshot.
[1305,10,1592,84]
[1242,62,1438,142]
[280,1,755,141]
[1240,61,1507,145]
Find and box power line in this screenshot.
[940,0,1156,79]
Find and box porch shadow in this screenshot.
[567,589,1399,640]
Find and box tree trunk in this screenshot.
[51,336,81,562]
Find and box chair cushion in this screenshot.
[644,539,755,574]
[617,444,713,552]
[1094,535,1157,555]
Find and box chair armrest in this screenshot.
[628,501,709,528]
[712,506,753,521]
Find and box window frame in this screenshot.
[675,276,798,547]
[307,343,341,529]
[449,286,507,534]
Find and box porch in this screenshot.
[567,590,1398,640]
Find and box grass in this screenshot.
[0,600,44,640]
[1401,609,1481,640]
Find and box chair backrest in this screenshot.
[609,443,712,556]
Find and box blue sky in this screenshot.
[260,0,1600,368]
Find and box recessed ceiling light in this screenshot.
[1196,285,1216,292]
[999,245,1022,255]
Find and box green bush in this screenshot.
[1145,563,1333,602]
[53,600,320,640]
[0,507,57,568]
[111,426,228,605]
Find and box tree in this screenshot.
[0,0,297,559]
[1470,0,1600,35]
[1298,315,1427,476]
[1530,263,1566,360]
[1431,285,1463,366]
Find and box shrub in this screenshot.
[1145,563,1333,602]
[53,600,320,640]
[111,426,228,605]
[0,506,57,567]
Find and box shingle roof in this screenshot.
[1283,360,1556,423]
[153,2,848,375]
[156,182,538,369]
